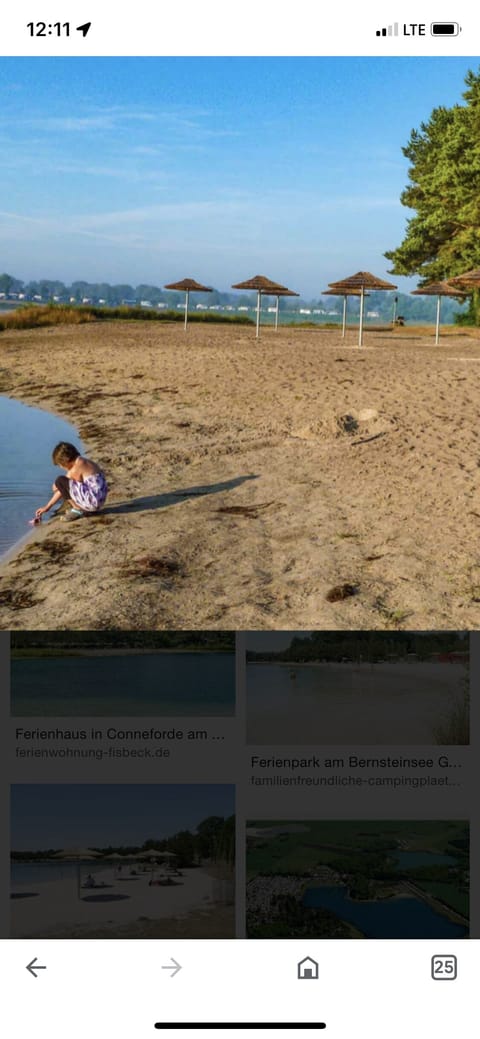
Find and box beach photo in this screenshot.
[11,783,235,938]
[10,630,235,716]
[1,58,480,630]
[246,631,469,744]
[246,820,469,939]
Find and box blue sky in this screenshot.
[0,57,477,296]
[11,784,234,849]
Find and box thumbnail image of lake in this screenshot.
[246,821,469,940]
[246,661,468,744]
[0,395,81,557]
[11,652,235,716]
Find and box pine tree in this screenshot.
[385,68,480,321]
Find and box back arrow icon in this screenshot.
[26,957,47,978]
[161,957,182,977]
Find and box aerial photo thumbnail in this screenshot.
[247,820,469,939]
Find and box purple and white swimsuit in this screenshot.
[69,471,108,512]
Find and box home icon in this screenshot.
[297,956,319,980]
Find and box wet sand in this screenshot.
[1,320,480,630]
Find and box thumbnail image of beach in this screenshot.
[246,631,469,744]
[11,784,235,939]
[10,630,235,716]
[246,820,469,939]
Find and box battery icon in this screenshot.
[430,22,461,35]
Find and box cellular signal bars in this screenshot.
[376,23,399,36]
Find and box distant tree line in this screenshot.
[11,630,234,652]
[0,272,468,323]
[247,631,468,663]
[12,814,235,867]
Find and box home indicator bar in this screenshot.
[154,1025,327,1031]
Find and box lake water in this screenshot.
[302,885,467,938]
[393,851,458,868]
[11,861,108,887]
[11,652,236,715]
[0,395,82,557]
[247,662,464,744]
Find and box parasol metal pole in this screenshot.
[342,295,347,339]
[358,285,365,347]
[275,295,279,331]
[256,290,261,339]
[435,295,441,345]
[392,295,398,325]
[184,290,189,332]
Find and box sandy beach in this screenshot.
[2,320,480,630]
[11,864,232,938]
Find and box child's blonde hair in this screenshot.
[52,442,79,466]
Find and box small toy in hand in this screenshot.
[28,516,42,526]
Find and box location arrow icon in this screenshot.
[26,957,47,978]
[161,957,182,978]
[76,22,92,37]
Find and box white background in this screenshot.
[0,3,479,56]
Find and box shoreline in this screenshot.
[0,528,36,568]
[0,390,85,565]
[12,647,234,657]
[3,320,480,630]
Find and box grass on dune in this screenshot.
[0,303,254,332]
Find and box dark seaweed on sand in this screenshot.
[325,582,358,603]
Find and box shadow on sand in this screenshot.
[101,474,258,517]
[81,893,130,903]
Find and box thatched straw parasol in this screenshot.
[448,268,480,289]
[164,277,213,332]
[54,847,102,899]
[322,287,367,339]
[411,280,467,344]
[232,274,289,338]
[328,271,397,346]
[270,287,299,331]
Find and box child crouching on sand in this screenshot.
[35,441,108,522]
